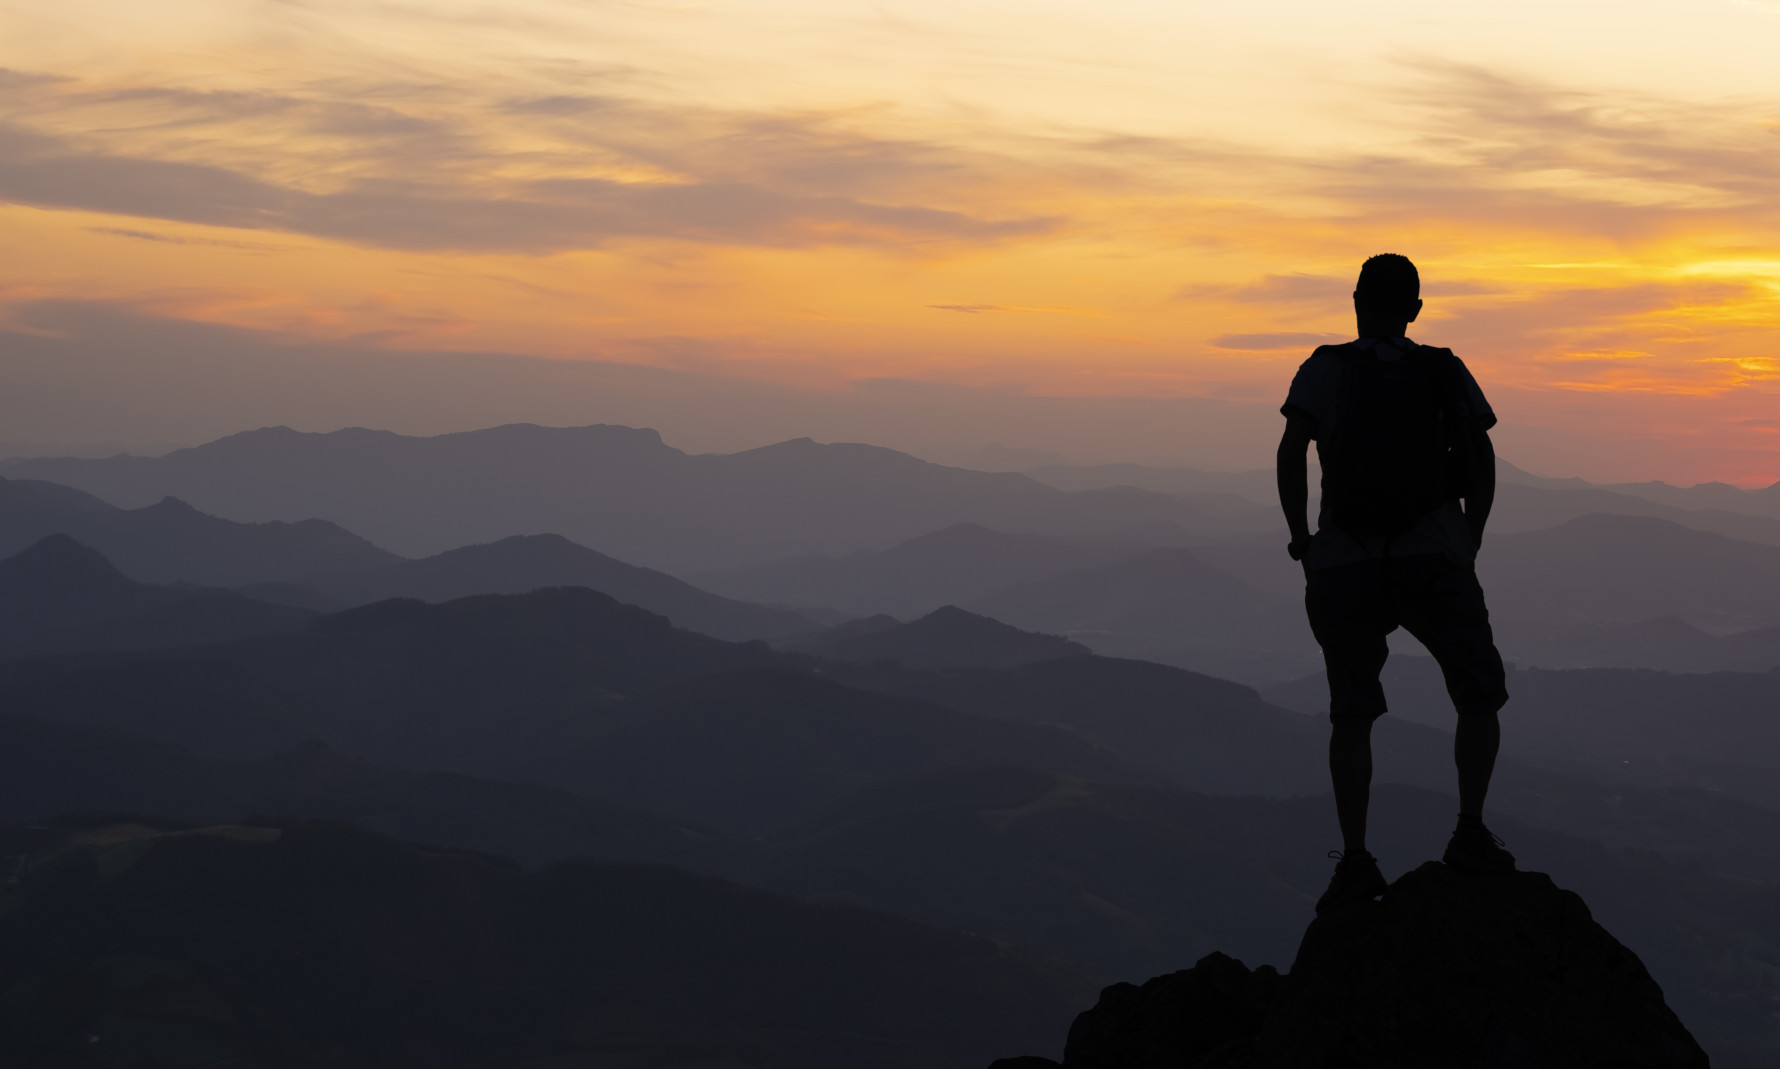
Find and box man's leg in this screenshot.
[1307,560,1393,911]
[1308,560,1391,851]
[1455,709,1500,818]
[1331,716,1374,853]
[1395,555,1515,871]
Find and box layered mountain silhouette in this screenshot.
[790,605,1091,670]
[1498,615,1780,674]
[1001,863,1706,1068]
[830,654,1339,797]
[0,816,1093,1068]
[694,523,1139,618]
[510,668,1136,833]
[1027,456,1780,544]
[0,587,778,771]
[1,424,1273,570]
[5,577,1780,1057]
[1589,474,1780,518]
[967,547,1316,683]
[0,534,316,658]
[0,714,739,873]
[702,528,1320,684]
[1487,482,1780,546]
[0,475,394,584]
[1482,512,1780,630]
[297,532,816,641]
[0,590,1138,830]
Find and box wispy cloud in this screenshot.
[84,227,285,251]
[0,71,1060,254]
[1210,332,1346,350]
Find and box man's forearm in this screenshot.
[1464,430,1496,546]
[1277,438,1312,546]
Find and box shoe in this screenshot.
[1443,821,1516,873]
[1315,849,1387,916]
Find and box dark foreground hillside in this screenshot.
[0,817,1095,1069]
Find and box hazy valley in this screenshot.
[4,423,1780,1066]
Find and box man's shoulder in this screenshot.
[1308,339,1363,359]
[1410,342,1460,361]
[1298,340,1363,373]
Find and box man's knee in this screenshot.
[1329,704,1387,727]
[1455,692,1507,719]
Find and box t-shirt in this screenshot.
[1281,336,1496,571]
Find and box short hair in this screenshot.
[1354,253,1419,308]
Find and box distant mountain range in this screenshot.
[0,475,394,584]
[294,532,817,641]
[708,512,1780,683]
[694,522,1139,618]
[1027,457,1780,528]
[0,534,316,658]
[0,424,1276,571]
[966,545,1314,681]
[786,605,1090,670]
[1496,616,1780,674]
[1482,512,1780,631]
[0,588,1144,827]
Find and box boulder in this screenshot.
[1001,861,1708,1068]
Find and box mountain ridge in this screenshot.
[1,423,1272,570]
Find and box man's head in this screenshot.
[1353,253,1423,338]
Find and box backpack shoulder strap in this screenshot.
[1405,345,1469,414]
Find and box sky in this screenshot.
[1,0,1778,483]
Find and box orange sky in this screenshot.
[2,0,1778,483]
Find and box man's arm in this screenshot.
[1277,414,1315,559]
[1464,423,1496,550]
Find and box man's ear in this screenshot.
[1407,298,1423,324]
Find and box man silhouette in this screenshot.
[1277,254,1515,915]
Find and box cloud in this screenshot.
[1210,332,1346,350]
[929,304,1005,313]
[1228,274,1344,304]
[84,227,285,251]
[0,73,1059,255]
[1310,62,1780,236]
[0,123,1055,253]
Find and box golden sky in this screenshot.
[2,0,1778,482]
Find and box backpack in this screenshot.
[1318,341,1476,538]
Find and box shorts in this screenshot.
[1304,552,1508,723]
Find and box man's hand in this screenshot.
[1463,420,1496,554]
[1277,414,1316,565]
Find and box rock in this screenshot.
[1014,862,1709,1069]
[1258,862,1707,1067]
[1065,952,1281,1069]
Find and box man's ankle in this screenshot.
[1457,812,1485,830]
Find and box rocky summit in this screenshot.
[992,861,1709,1069]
